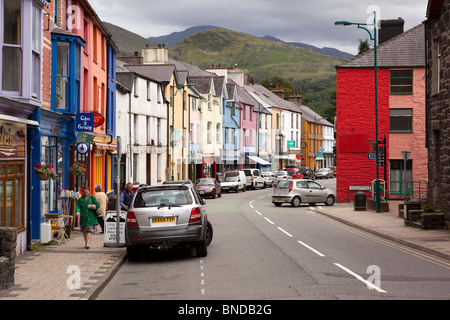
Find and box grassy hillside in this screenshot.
[103,22,157,57]
[170,28,344,83]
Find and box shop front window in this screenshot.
[41,136,65,215]
[0,161,25,230]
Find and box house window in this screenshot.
[51,33,83,113]
[2,0,22,93]
[207,122,212,143]
[31,4,41,99]
[390,109,412,133]
[216,124,220,143]
[431,38,441,95]
[390,70,413,94]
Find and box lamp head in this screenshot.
[335,21,352,26]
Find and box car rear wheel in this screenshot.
[126,246,141,262]
[196,240,208,257]
[206,220,213,246]
[325,195,335,206]
[291,196,301,207]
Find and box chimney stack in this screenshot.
[142,44,168,65]
[379,18,404,45]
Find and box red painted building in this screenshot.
[336,22,426,203]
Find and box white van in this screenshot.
[243,168,266,189]
[222,171,247,193]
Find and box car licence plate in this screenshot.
[152,217,176,224]
[275,198,283,201]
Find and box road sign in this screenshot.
[367,152,376,160]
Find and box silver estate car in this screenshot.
[125,183,212,261]
[272,179,336,207]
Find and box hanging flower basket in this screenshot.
[34,163,58,181]
[70,162,86,176]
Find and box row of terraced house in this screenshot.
[0,0,335,252]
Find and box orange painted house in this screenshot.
[336,23,428,202]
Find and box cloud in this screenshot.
[89,0,427,55]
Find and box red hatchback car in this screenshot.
[195,178,222,199]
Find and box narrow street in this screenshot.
[97,179,450,300]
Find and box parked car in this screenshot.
[222,170,246,192]
[126,183,212,261]
[328,166,336,177]
[297,167,313,179]
[262,172,276,187]
[274,170,290,185]
[195,178,222,199]
[163,179,194,186]
[315,168,334,179]
[243,168,266,189]
[272,179,336,207]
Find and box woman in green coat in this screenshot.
[76,186,100,249]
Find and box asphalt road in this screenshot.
[97,179,450,300]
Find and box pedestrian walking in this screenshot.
[120,182,135,211]
[76,186,100,249]
[94,184,108,233]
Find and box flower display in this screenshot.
[70,162,86,176]
[34,163,58,181]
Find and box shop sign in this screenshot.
[93,112,105,127]
[0,121,26,159]
[75,113,94,132]
[104,210,126,247]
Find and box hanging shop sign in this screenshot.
[93,112,105,127]
[0,121,26,159]
[75,113,94,132]
[76,142,90,155]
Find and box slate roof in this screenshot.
[336,24,425,69]
[124,64,177,84]
[299,105,333,127]
[244,84,302,114]
[190,76,215,95]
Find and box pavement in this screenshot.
[0,200,449,300]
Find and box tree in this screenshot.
[358,39,370,55]
[260,77,294,99]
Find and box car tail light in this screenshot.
[127,211,138,226]
[189,207,202,223]
[288,182,293,193]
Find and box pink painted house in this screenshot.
[336,22,428,201]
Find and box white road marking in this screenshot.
[254,210,263,216]
[334,263,387,293]
[297,241,325,257]
[277,227,293,237]
[264,217,275,225]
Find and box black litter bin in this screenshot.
[354,192,366,211]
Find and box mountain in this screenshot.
[104,22,346,113]
[150,26,354,60]
[148,25,219,48]
[170,28,345,83]
[261,35,354,60]
[103,22,157,57]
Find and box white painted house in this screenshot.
[116,59,168,186]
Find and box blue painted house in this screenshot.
[222,81,241,170]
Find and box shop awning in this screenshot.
[247,156,271,165]
[77,132,117,145]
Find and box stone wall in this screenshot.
[425,0,450,220]
[0,228,17,291]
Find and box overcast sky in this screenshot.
[88,0,428,55]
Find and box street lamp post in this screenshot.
[335,11,381,213]
[171,79,196,181]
